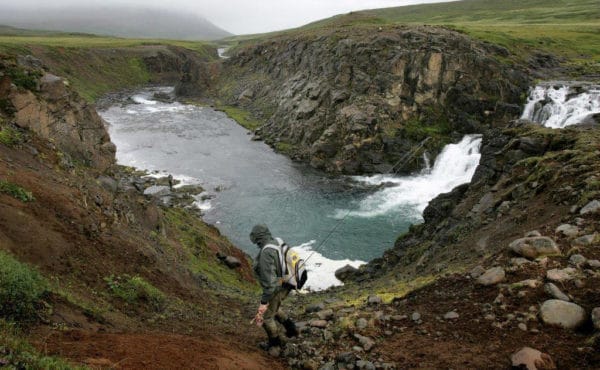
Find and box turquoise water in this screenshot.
[100,87,482,289]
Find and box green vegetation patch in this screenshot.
[0,126,24,147]
[0,319,81,370]
[218,105,263,131]
[0,251,48,322]
[0,179,35,202]
[5,67,42,91]
[104,274,166,311]
[274,141,296,155]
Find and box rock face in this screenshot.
[509,237,560,259]
[217,26,528,174]
[540,300,587,329]
[1,61,115,171]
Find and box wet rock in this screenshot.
[572,233,597,247]
[477,267,506,286]
[367,295,383,304]
[569,254,587,267]
[592,308,600,330]
[540,300,586,329]
[443,311,459,320]
[511,347,556,370]
[470,265,485,278]
[354,334,375,351]
[544,283,570,302]
[509,237,560,259]
[555,224,579,238]
[580,200,600,215]
[335,264,359,282]
[309,319,328,328]
[546,268,578,282]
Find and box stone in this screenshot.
[477,267,506,286]
[587,259,600,269]
[335,264,359,282]
[309,319,328,328]
[305,303,325,313]
[511,347,556,370]
[572,234,597,247]
[513,279,542,289]
[518,323,528,331]
[268,346,281,357]
[143,185,171,197]
[356,318,368,329]
[509,237,560,259]
[546,268,578,282]
[223,256,241,269]
[355,360,376,370]
[555,224,579,238]
[510,257,533,267]
[317,309,334,321]
[354,334,375,351]
[336,352,356,364]
[580,200,600,215]
[470,265,485,278]
[592,308,600,330]
[411,312,421,322]
[443,311,459,320]
[540,300,587,329]
[569,254,587,267]
[367,295,383,304]
[544,283,570,302]
[525,230,542,237]
[97,176,118,193]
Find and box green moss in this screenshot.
[104,274,166,311]
[274,141,296,155]
[0,179,35,202]
[0,126,23,147]
[218,105,263,131]
[0,251,48,322]
[0,319,83,370]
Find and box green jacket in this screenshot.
[250,225,283,304]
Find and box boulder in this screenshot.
[144,185,172,197]
[543,283,570,302]
[335,264,359,282]
[546,268,578,282]
[223,256,242,269]
[587,259,600,269]
[592,308,600,330]
[317,309,334,321]
[511,347,556,370]
[305,303,325,313]
[580,200,600,215]
[568,254,587,267]
[477,267,506,286]
[509,237,560,259]
[540,300,587,329]
[572,233,598,247]
[97,176,118,193]
[555,224,579,238]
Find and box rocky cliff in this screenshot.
[217,25,530,174]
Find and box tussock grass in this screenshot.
[0,179,34,202]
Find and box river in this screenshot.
[99,87,482,290]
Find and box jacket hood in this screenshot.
[250,224,276,248]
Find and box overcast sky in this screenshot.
[7,0,455,34]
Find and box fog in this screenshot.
[1,0,456,35]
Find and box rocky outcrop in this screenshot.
[217,25,529,174]
[1,57,115,171]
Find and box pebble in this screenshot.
[411,312,421,322]
[510,257,533,267]
[540,299,587,329]
[546,267,578,282]
[356,360,376,370]
[367,295,383,304]
[443,311,460,320]
[354,334,375,351]
[309,319,328,328]
[569,254,587,267]
[391,314,408,321]
[544,283,570,302]
[356,317,368,330]
[470,265,485,278]
[525,230,542,237]
[518,323,528,331]
[477,267,506,286]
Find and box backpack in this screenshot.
[264,238,308,290]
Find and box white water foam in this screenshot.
[342,134,482,219]
[521,84,600,128]
[294,241,365,291]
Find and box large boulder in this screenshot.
[508,237,560,259]
[335,264,359,282]
[540,300,587,329]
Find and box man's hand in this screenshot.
[254,303,269,326]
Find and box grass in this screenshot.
[0,179,34,202]
[0,251,48,322]
[218,105,263,131]
[0,126,24,147]
[0,319,83,370]
[104,274,166,311]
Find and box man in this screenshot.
[250,224,298,349]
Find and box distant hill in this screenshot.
[0,5,232,41]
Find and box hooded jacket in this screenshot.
[250,225,284,304]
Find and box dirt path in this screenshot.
[38,330,283,370]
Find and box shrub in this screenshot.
[0,179,34,202]
[105,274,166,311]
[0,251,48,322]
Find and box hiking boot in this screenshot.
[282,318,299,338]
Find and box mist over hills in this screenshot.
[0,5,232,40]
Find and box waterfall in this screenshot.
[422,152,432,172]
[345,135,483,218]
[521,83,600,128]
